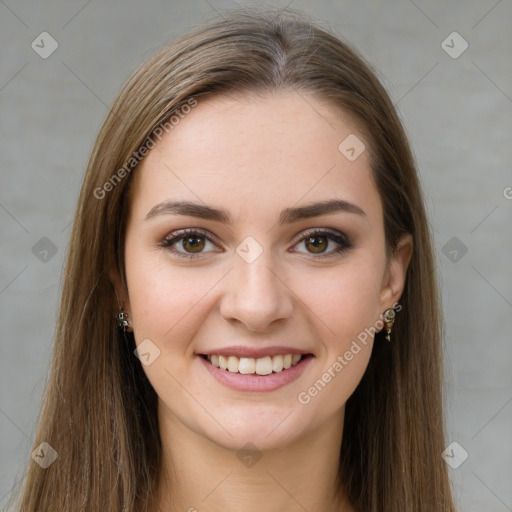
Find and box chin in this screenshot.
[196,405,314,453]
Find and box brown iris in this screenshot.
[305,235,328,254]
[182,236,205,253]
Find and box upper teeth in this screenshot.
[207,354,302,375]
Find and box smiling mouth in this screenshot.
[200,353,312,376]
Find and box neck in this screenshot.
[153,400,354,512]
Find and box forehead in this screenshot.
[129,91,381,226]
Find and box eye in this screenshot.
[159,227,352,260]
[159,229,220,259]
[291,229,352,259]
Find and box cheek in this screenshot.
[296,258,383,345]
[293,264,381,412]
[124,245,223,348]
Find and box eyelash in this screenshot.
[159,228,352,260]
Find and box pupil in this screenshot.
[184,237,204,252]
[306,236,327,253]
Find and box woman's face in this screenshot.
[116,91,411,450]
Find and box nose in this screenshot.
[219,250,294,332]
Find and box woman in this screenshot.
[9,8,457,512]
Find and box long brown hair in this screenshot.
[8,8,456,511]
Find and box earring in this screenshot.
[382,308,395,342]
[115,308,132,332]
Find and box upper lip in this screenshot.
[198,345,313,358]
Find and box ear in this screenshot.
[109,264,131,313]
[379,233,413,311]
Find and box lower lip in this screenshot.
[199,355,314,392]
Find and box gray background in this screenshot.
[1,1,511,510]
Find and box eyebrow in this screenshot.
[144,198,366,225]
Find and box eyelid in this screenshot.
[162,227,220,245]
[290,227,349,245]
[289,228,351,259]
[159,228,222,259]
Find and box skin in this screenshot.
[111,91,412,512]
